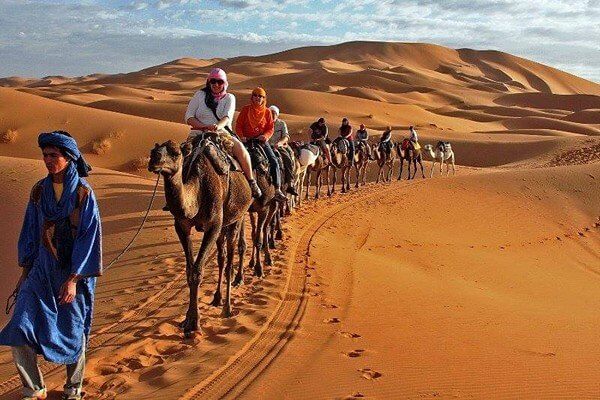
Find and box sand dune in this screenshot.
[0,41,599,399]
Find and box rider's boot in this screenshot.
[286,185,299,196]
[274,187,287,202]
[248,179,262,199]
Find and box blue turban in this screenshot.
[38,131,91,177]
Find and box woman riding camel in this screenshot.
[332,117,355,166]
[380,126,393,155]
[236,87,287,202]
[184,68,262,198]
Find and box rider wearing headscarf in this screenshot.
[0,131,101,400]
[236,87,287,201]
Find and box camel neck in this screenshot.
[163,168,199,219]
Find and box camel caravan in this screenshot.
[147,69,457,337]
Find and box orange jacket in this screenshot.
[235,105,274,140]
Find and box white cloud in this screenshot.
[0,0,598,82]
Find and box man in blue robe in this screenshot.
[0,131,102,400]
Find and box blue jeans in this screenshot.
[260,142,282,188]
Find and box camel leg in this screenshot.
[398,159,403,180]
[451,154,456,175]
[184,220,222,337]
[268,212,276,249]
[275,203,284,240]
[325,166,332,197]
[440,158,443,175]
[315,169,321,199]
[297,169,305,207]
[411,159,417,179]
[248,211,257,271]
[331,167,337,194]
[210,232,226,307]
[263,202,277,267]
[174,221,194,331]
[233,218,246,287]
[355,164,360,188]
[305,168,312,201]
[253,208,268,277]
[419,157,425,178]
[222,222,241,318]
[346,166,351,192]
[430,160,435,178]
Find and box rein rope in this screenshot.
[6,172,162,315]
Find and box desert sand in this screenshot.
[0,41,598,399]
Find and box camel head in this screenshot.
[148,140,182,175]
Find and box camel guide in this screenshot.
[0,131,102,400]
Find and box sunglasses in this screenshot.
[252,94,265,98]
[209,79,224,85]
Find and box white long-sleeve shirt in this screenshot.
[184,90,235,129]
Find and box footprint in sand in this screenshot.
[358,368,382,380]
[323,317,341,324]
[343,393,366,399]
[340,331,362,339]
[343,349,365,358]
[321,303,338,309]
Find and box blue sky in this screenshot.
[1,0,599,82]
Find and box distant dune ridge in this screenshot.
[0,41,599,399]
[1,41,599,173]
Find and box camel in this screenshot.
[423,141,456,177]
[330,138,352,193]
[148,137,252,337]
[372,141,396,183]
[306,138,331,199]
[353,140,371,187]
[288,141,319,208]
[234,139,279,287]
[396,139,425,180]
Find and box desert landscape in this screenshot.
[0,41,599,399]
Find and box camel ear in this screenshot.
[155,143,160,148]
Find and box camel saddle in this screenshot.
[437,141,451,152]
[332,138,349,155]
[183,133,239,182]
[244,140,270,176]
[401,138,412,151]
[290,141,319,157]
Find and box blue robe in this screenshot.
[0,163,102,364]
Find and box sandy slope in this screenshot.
[240,165,600,400]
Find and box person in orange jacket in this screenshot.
[236,87,286,202]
